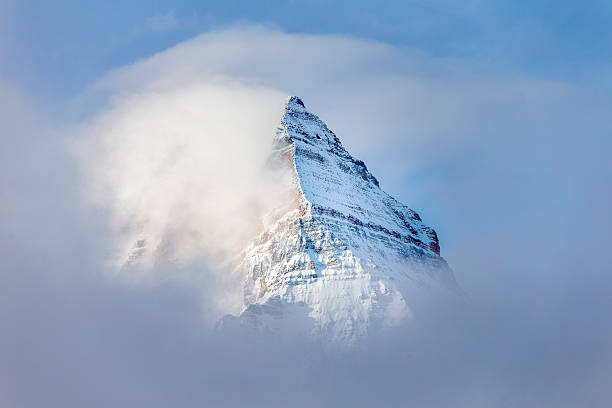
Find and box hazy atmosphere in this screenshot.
[2,2,612,407]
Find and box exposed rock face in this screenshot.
[224,96,458,344]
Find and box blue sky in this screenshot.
[2,0,612,97]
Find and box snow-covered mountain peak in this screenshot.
[220,96,459,344]
[280,96,440,256]
[286,95,306,108]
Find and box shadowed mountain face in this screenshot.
[224,96,459,344]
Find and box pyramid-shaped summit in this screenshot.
[224,96,459,344]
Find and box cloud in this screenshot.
[75,79,296,323]
[2,25,612,407]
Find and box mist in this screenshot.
[1,26,611,407]
[76,79,296,322]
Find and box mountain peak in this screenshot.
[286,95,306,108]
[222,97,459,344]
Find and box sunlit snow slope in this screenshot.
[223,96,459,344]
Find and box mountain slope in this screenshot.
[224,96,458,344]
